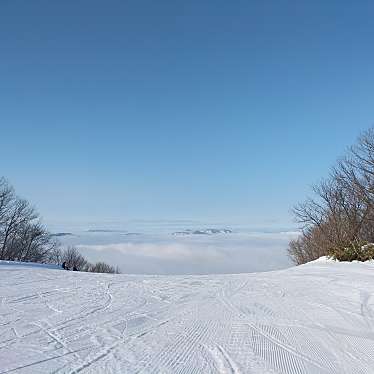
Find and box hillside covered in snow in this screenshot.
[1,259,374,373]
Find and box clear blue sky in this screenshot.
[0,1,373,227]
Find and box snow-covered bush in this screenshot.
[328,242,374,262]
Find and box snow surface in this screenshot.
[0,260,62,270]
[1,260,374,373]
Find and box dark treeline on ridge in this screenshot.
[0,177,119,273]
[288,126,374,264]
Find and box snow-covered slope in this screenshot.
[1,259,374,373]
[0,260,62,270]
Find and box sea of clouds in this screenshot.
[49,221,299,275]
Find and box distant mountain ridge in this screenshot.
[172,228,232,236]
[86,229,128,233]
[50,232,74,237]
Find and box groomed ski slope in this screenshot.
[1,259,374,373]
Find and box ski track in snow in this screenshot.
[1,260,374,373]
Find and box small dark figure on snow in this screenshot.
[73,266,78,271]
[62,261,67,270]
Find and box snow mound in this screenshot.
[1,260,374,373]
[0,260,62,270]
[303,255,335,264]
[306,255,374,265]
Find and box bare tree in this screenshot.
[89,262,119,274]
[0,177,121,273]
[288,126,374,264]
[48,244,63,265]
[0,178,59,263]
[0,177,14,226]
[61,246,88,270]
[0,199,37,260]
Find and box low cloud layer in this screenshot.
[78,241,225,262]
[72,231,299,275]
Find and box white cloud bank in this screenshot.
[78,242,225,262]
[73,231,299,275]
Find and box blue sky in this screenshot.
[1,0,373,227]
